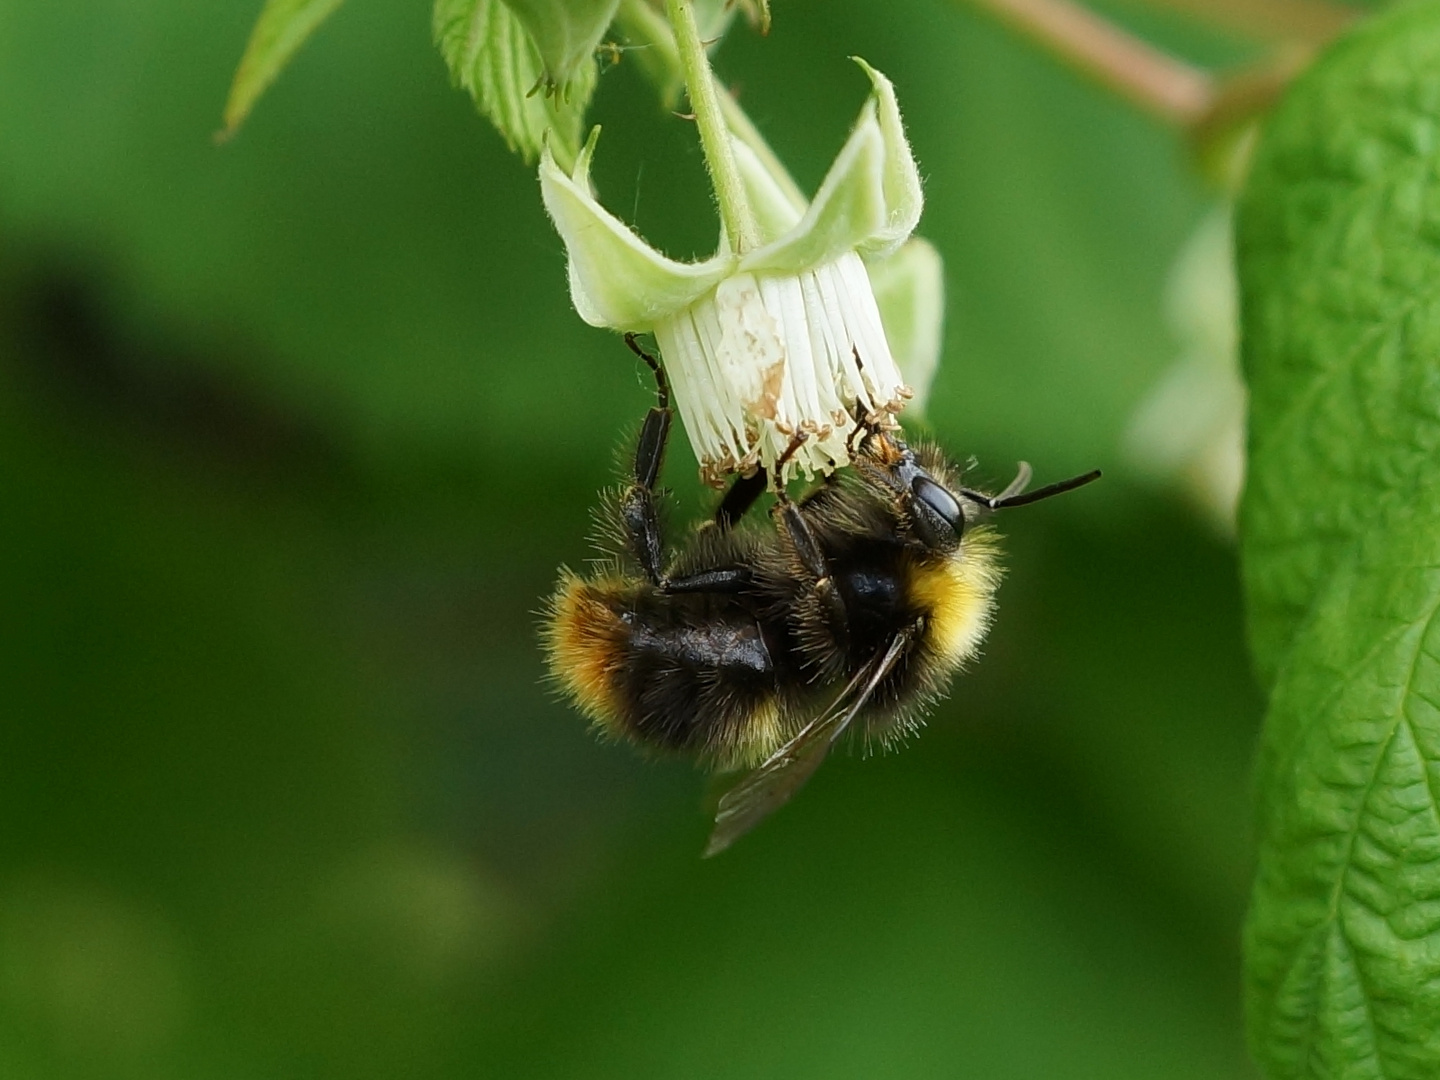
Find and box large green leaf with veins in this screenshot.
[1240,2,1440,1076]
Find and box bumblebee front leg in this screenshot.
[620,334,672,588]
[770,434,848,635]
[713,468,767,531]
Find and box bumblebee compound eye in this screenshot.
[910,475,964,552]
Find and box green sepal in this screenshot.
[741,62,922,274]
[740,105,890,275]
[731,139,805,247]
[539,129,732,329]
[851,58,924,255]
[538,60,924,332]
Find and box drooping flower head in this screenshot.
[540,60,936,485]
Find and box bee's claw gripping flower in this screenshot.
[540,61,926,484]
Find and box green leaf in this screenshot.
[222,0,347,137]
[1248,501,1440,1079]
[434,0,598,167]
[498,0,618,86]
[1239,0,1440,686]
[1239,2,1440,1075]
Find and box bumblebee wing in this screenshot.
[703,631,912,857]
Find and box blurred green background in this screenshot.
[0,1,1266,1076]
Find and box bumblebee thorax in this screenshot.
[905,531,1004,665]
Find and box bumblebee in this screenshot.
[543,338,1099,855]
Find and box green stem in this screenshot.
[663,0,759,253]
[615,0,806,213]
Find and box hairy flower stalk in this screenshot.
[539,56,927,484]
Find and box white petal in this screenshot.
[834,252,908,405]
[656,300,753,480]
[714,273,787,422]
[673,254,910,482]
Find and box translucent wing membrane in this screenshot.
[704,631,913,857]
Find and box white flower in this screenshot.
[540,60,931,484]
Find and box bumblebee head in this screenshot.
[905,473,967,553]
[854,430,1101,556]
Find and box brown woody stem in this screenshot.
[958,0,1215,127]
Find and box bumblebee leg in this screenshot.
[764,432,827,581]
[625,333,669,413]
[767,432,848,637]
[713,468,767,531]
[845,393,890,459]
[774,499,828,583]
[845,421,868,460]
[773,495,849,642]
[661,464,769,594]
[621,333,672,587]
[664,567,752,594]
[656,471,767,594]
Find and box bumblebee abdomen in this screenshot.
[543,572,793,770]
[624,619,781,760]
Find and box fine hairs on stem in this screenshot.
[663,0,761,253]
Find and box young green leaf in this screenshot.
[434,0,598,167]
[499,0,619,87]
[1239,2,1440,1075]
[222,0,347,137]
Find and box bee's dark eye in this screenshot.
[913,476,963,529]
[910,476,964,550]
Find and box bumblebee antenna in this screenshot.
[960,467,1101,511]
